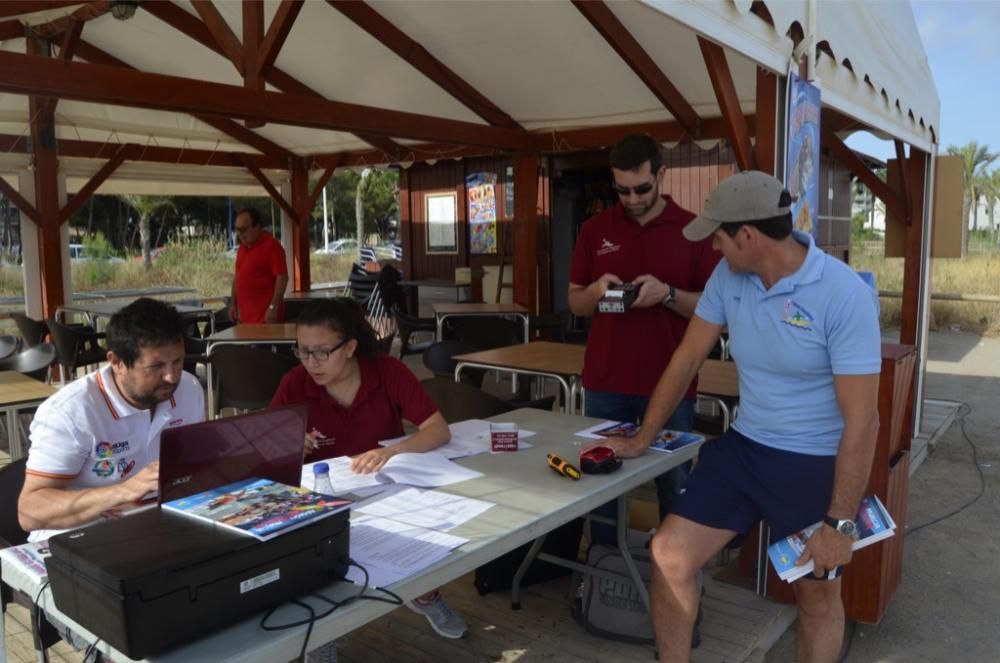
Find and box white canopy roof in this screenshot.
[0,0,939,192]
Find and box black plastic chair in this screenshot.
[283,299,309,323]
[0,344,57,382]
[450,316,523,350]
[394,311,436,359]
[211,346,299,413]
[422,340,486,388]
[529,309,571,343]
[0,459,61,660]
[0,335,20,360]
[10,313,48,349]
[46,319,107,382]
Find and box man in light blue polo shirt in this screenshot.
[590,171,881,663]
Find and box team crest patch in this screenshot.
[95,440,130,457]
[118,459,136,479]
[95,441,113,458]
[92,460,115,478]
[781,299,814,330]
[596,238,621,256]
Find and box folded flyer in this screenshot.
[768,495,897,582]
[163,478,352,541]
[575,420,703,453]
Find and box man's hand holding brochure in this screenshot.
[768,495,897,582]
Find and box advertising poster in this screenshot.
[467,172,498,255]
[785,72,821,239]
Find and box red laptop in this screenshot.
[157,403,307,504]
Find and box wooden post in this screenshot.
[27,36,65,319]
[754,66,778,175]
[512,154,539,314]
[289,165,310,291]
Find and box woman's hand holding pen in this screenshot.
[304,428,333,455]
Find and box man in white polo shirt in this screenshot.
[590,171,881,663]
[19,298,205,541]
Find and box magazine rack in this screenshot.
[740,343,916,623]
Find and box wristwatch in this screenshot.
[823,515,858,539]
[661,285,676,308]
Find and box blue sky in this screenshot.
[846,1,1000,160]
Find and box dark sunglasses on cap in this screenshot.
[613,182,655,197]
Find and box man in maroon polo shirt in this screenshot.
[568,135,720,541]
[229,207,289,324]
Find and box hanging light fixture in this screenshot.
[110,0,139,21]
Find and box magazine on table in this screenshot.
[768,495,897,582]
[162,478,352,541]
[575,420,704,453]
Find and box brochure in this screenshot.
[575,420,704,453]
[768,495,897,582]
[162,478,352,541]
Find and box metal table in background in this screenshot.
[432,302,529,342]
[0,371,57,460]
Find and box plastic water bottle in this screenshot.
[312,462,335,495]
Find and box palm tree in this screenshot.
[946,142,998,255]
[355,168,370,252]
[976,171,1000,244]
[118,195,176,269]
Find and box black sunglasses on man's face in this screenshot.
[613,182,655,197]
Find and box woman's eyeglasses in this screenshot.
[613,182,655,197]
[292,338,349,362]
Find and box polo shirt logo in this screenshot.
[168,418,184,426]
[781,299,814,331]
[118,459,136,479]
[92,460,115,477]
[95,440,130,458]
[597,238,621,256]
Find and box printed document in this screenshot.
[346,515,468,588]
[356,487,495,531]
[301,453,483,494]
[380,419,536,459]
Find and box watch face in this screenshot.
[837,520,858,538]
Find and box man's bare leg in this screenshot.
[649,515,736,663]
[794,576,845,663]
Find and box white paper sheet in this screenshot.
[356,487,495,531]
[345,515,468,588]
[574,420,625,439]
[301,453,482,495]
[379,419,536,459]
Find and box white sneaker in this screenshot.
[407,593,467,639]
[305,640,338,663]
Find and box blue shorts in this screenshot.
[674,428,835,543]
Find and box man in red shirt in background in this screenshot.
[568,134,720,547]
[229,207,289,324]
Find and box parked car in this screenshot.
[314,239,359,255]
[68,243,124,264]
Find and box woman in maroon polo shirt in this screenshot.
[269,298,466,641]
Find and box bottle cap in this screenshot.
[313,462,330,475]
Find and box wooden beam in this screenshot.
[241,0,265,128]
[820,123,903,218]
[24,0,108,38]
[190,0,245,75]
[0,176,40,223]
[57,19,83,60]
[572,0,700,136]
[0,51,535,150]
[300,164,338,219]
[532,115,751,153]
[58,145,127,223]
[894,139,912,225]
[354,132,402,161]
[0,19,23,41]
[239,156,298,220]
[145,1,408,156]
[0,2,84,19]
[328,0,521,129]
[754,66,778,174]
[74,40,293,160]
[258,0,303,75]
[698,37,756,171]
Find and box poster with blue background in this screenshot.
[785,73,821,240]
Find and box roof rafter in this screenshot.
[24,0,108,38]
[698,36,756,171]
[58,144,127,223]
[56,18,83,60]
[894,139,912,225]
[0,174,40,223]
[189,0,245,75]
[0,2,84,20]
[327,0,521,129]
[242,0,265,128]
[143,0,408,156]
[239,155,298,220]
[73,39,295,161]
[572,0,700,137]
[820,122,902,219]
[258,0,303,76]
[0,19,23,40]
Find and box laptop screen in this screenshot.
[158,404,307,504]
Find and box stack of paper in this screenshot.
[379,419,536,460]
[347,515,469,588]
[355,487,494,531]
[301,453,483,494]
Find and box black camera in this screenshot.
[597,283,639,314]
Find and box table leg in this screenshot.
[521,314,529,344]
[615,496,651,613]
[436,314,444,342]
[510,533,548,610]
[206,343,216,418]
[6,409,22,460]
[755,522,770,597]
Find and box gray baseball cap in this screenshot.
[682,171,792,241]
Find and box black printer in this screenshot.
[45,506,349,660]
